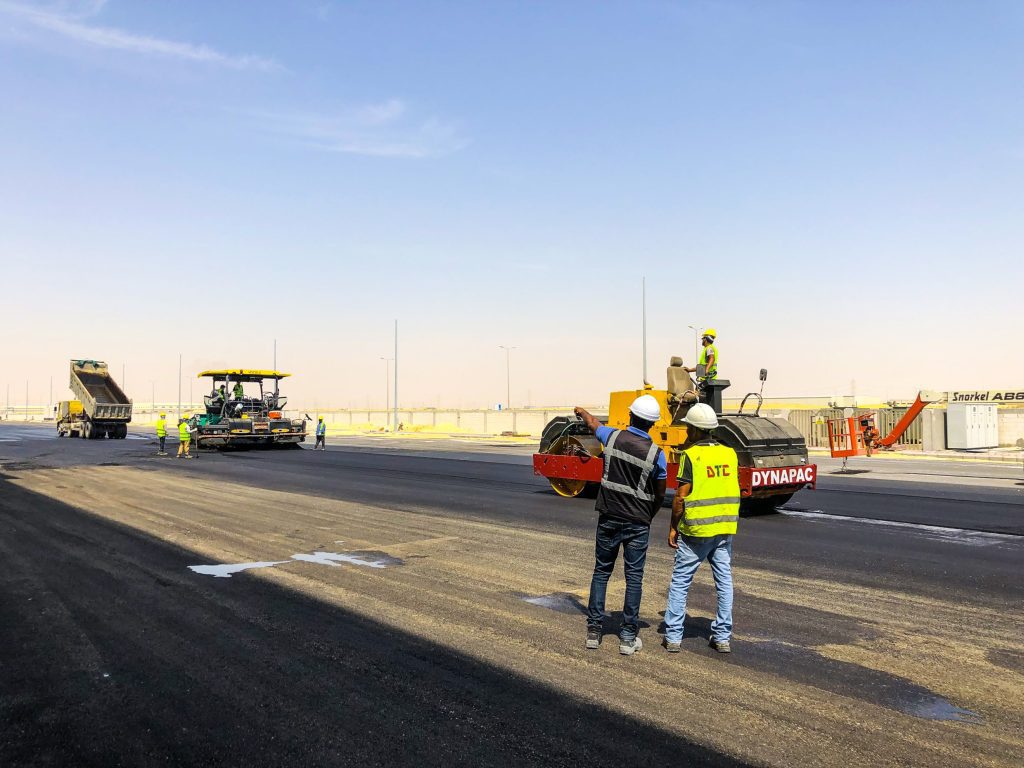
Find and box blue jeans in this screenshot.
[587,518,651,641]
[663,534,734,644]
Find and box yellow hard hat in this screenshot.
[160,412,166,417]
[703,328,717,339]
[183,413,191,419]
[318,416,323,421]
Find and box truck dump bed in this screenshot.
[70,360,132,422]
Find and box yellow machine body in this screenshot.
[607,387,689,464]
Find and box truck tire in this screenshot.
[118,424,128,439]
[83,422,92,440]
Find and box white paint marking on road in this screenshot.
[780,509,1020,547]
[290,552,389,569]
[188,561,287,578]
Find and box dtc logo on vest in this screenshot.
[706,464,732,478]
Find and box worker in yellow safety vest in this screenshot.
[156,412,168,456]
[686,328,718,383]
[663,402,739,654]
[177,414,194,459]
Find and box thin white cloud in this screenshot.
[0,0,277,71]
[255,100,467,159]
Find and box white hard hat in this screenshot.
[629,394,661,423]
[683,403,719,430]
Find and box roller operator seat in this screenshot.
[666,356,693,397]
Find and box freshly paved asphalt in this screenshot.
[1,422,1022,767]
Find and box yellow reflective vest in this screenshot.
[699,343,718,379]
[678,442,740,537]
[178,421,191,440]
[156,419,167,437]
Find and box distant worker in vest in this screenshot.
[574,394,668,656]
[686,328,718,384]
[663,403,740,654]
[315,417,327,451]
[177,414,194,459]
[155,412,168,456]
[232,380,244,400]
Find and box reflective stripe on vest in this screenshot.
[156,420,167,437]
[699,344,718,379]
[601,430,660,502]
[680,442,740,536]
[179,422,190,440]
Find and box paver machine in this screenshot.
[533,358,816,512]
[191,369,307,449]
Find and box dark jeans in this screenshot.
[158,436,166,451]
[315,435,325,448]
[587,518,651,641]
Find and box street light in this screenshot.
[687,325,702,368]
[379,357,393,416]
[498,346,517,410]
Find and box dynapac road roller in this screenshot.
[533,358,816,512]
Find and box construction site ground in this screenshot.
[1,421,1021,767]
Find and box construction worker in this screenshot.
[232,380,244,400]
[574,394,667,656]
[663,403,740,654]
[177,415,194,459]
[315,416,326,450]
[686,329,718,382]
[155,412,168,455]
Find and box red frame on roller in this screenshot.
[533,453,817,497]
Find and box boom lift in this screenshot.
[826,390,944,462]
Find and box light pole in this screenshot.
[498,346,516,410]
[393,320,398,433]
[687,325,702,368]
[379,357,393,415]
[151,381,155,412]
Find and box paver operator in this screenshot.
[686,329,718,383]
[177,415,194,459]
[663,403,740,654]
[232,380,244,400]
[315,417,326,450]
[574,394,667,656]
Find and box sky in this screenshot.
[1,0,1022,410]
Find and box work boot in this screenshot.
[619,636,643,656]
[664,639,682,653]
[586,629,601,650]
[709,639,731,654]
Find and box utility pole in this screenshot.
[499,345,516,409]
[25,380,28,420]
[393,320,398,433]
[642,277,649,385]
[379,357,392,414]
[178,354,182,420]
[687,325,702,368]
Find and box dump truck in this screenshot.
[190,369,306,449]
[56,359,132,439]
[533,358,816,513]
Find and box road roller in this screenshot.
[533,358,816,512]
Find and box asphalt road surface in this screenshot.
[1,422,1022,767]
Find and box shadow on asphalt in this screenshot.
[0,472,749,768]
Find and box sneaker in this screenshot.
[664,639,681,653]
[709,639,731,653]
[619,636,643,656]
[585,629,601,650]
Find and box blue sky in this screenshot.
[1,1,1022,408]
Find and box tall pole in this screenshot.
[688,325,702,368]
[122,363,125,390]
[393,320,398,432]
[25,380,28,420]
[152,381,155,411]
[499,346,516,409]
[49,377,53,411]
[642,277,648,385]
[380,358,392,414]
[177,354,182,419]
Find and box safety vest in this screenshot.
[679,442,740,537]
[316,421,326,435]
[233,384,244,398]
[178,421,191,440]
[595,429,664,525]
[156,419,167,437]
[699,344,718,379]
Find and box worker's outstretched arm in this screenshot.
[573,406,602,434]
